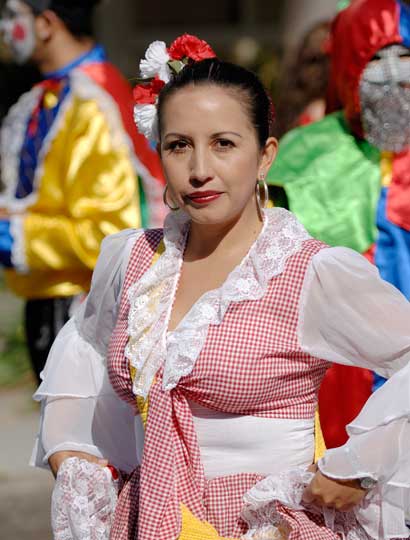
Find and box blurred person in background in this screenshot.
[269,21,331,209]
[268,0,410,449]
[274,20,331,138]
[0,0,165,384]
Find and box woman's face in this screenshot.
[160,84,277,226]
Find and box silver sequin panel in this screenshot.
[360,44,410,153]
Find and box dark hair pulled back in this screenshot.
[157,58,274,148]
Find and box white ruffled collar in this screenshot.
[125,208,311,398]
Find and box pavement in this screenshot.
[0,280,53,539]
[0,385,54,539]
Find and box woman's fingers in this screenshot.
[302,470,367,511]
[302,483,315,504]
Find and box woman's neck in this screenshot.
[185,204,263,261]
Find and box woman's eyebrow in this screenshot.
[164,131,243,139]
[164,132,190,139]
[212,131,243,138]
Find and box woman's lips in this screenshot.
[186,191,223,205]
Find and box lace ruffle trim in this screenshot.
[242,468,371,540]
[125,208,311,398]
[51,457,118,540]
[0,86,42,211]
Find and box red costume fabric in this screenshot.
[327,0,410,232]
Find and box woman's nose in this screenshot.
[189,147,213,184]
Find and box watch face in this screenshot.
[360,477,377,490]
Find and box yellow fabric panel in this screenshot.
[7,97,142,299]
[179,504,238,540]
[130,365,150,430]
[380,151,393,187]
[5,267,91,299]
[129,239,165,427]
[314,409,326,463]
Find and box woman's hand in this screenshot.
[48,451,108,478]
[303,464,367,512]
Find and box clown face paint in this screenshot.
[0,0,36,64]
[360,44,410,152]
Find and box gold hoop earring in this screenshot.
[255,176,269,217]
[163,185,179,211]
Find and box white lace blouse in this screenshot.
[31,209,410,539]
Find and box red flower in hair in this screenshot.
[133,77,165,105]
[169,34,216,62]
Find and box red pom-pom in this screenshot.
[168,34,216,62]
[133,77,165,105]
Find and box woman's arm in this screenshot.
[31,230,143,475]
[298,247,410,532]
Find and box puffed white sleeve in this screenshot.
[299,247,410,538]
[30,229,145,474]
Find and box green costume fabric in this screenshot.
[267,112,381,254]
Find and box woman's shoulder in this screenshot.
[100,227,164,257]
[309,245,375,273]
[98,227,165,284]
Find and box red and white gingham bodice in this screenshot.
[108,228,329,420]
[107,209,331,539]
[108,209,328,540]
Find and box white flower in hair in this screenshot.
[134,104,159,142]
[139,41,171,83]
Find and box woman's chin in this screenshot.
[183,205,245,228]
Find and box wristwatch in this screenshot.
[358,476,377,490]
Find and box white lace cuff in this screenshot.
[241,468,408,540]
[51,457,118,540]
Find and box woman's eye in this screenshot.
[167,140,189,153]
[214,139,234,150]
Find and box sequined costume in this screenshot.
[0,45,165,379]
[267,0,410,448]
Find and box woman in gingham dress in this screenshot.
[32,42,410,540]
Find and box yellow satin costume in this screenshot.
[5,96,141,299]
[0,57,164,299]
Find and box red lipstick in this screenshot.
[186,190,223,205]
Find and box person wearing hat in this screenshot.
[0,0,165,383]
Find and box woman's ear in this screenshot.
[259,136,278,179]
